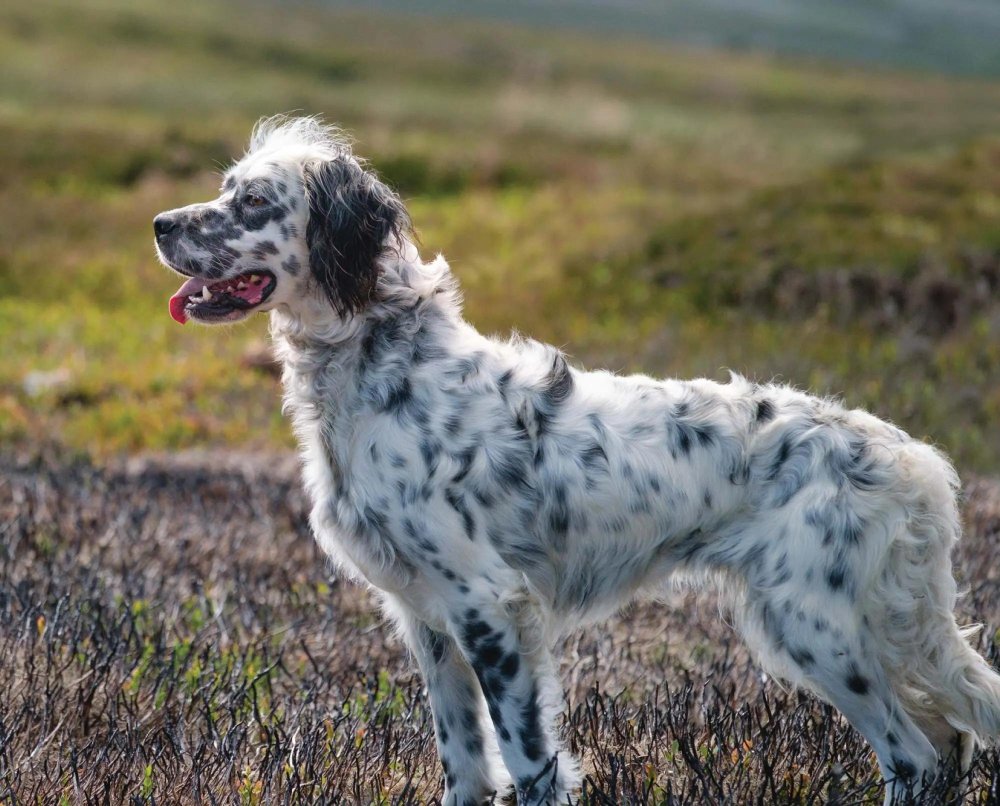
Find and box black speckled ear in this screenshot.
[304,157,410,316]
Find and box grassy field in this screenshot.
[3,0,1000,468]
[4,451,1000,804]
[4,0,1000,803]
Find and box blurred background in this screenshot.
[6,4,1000,802]
[3,0,1000,470]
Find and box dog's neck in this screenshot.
[269,241,454,348]
[268,243,463,432]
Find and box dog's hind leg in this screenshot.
[862,441,1000,777]
[448,594,579,806]
[742,589,939,804]
[393,604,507,805]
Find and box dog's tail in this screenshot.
[871,439,1000,756]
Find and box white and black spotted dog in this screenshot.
[155,116,1000,805]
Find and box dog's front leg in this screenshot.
[450,599,578,806]
[396,605,507,805]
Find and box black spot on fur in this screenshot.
[771,436,792,474]
[403,517,437,553]
[729,459,750,486]
[891,757,918,780]
[667,400,716,460]
[496,369,514,397]
[451,446,476,484]
[250,240,279,259]
[472,489,495,509]
[766,430,817,506]
[488,440,531,492]
[673,425,691,457]
[447,352,484,383]
[519,685,546,762]
[542,353,573,406]
[383,376,413,413]
[420,438,441,478]
[499,652,520,679]
[755,398,776,425]
[463,616,491,646]
[789,647,815,668]
[531,353,573,444]
[771,553,792,586]
[826,563,851,595]
[476,636,505,669]
[846,669,870,695]
[806,495,866,547]
[579,442,608,472]
[549,484,570,541]
[830,438,885,492]
[445,488,477,540]
[411,329,449,365]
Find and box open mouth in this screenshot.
[168,270,277,324]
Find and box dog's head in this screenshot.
[154,116,410,325]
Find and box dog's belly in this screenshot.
[532,434,745,616]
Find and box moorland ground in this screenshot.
[3,451,1000,803]
[3,0,1000,802]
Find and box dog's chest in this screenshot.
[298,421,411,590]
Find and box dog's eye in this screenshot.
[245,194,267,208]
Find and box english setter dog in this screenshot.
[155,116,1000,805]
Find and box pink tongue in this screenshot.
[168,276,209,325]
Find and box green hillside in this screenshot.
[2,0,1000,468]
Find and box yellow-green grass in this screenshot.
[3,0,1000,469]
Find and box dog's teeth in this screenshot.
[237,282,248,290]
[202,286,213,300]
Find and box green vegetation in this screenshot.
[3,0,1000,469]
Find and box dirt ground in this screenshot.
[2,449,999,804]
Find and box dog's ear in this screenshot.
[304,157,410,316]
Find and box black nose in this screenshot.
[154,214,179,239]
